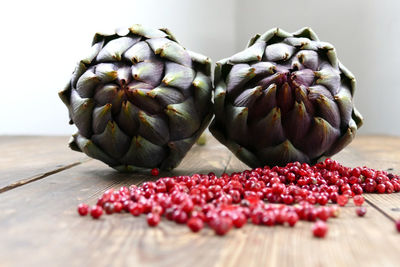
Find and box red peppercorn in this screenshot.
[317,195,329,206]
[104,202,114,214]
[90,205,103,219]
[190,210,206,222]
[337,195,348,207]
[181,200,194,213]
[113,202,123,213]
[376,183,386,194]
[272,183,285,195]
[330,192,339,203]
[356,207,367,217]
[187,217,204,232]
[77,203,89,216]
[312,221,328,238]
[305,208,318,222]
[123,200,134,212]
[282,194,294,205]
[147,213,161,227]
[287,212,299,227]
[151,205,164,215]
[385,182,394,194]
[232,213,247,228]
[353,195,365,206]
[130,203,143,216]
[351,184,363,195]
[212,217,233,236]
[364,181,376,193]
[151,168,160,176]
[262,212,276,226]
[317,207,330,221]
[395,220,400,232]
[173,210,188,224]
[251,212,263,225]
[275,210,287,225]
[306,195,316,205]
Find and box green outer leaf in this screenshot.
[228,42,266,64]
[166,98,201,140]
[69,90,94,138]
[120,135,166,168]
[70,133,119,166]
[91,121,130,159]
[209,120,261,168]
[161,111,212,170]
[188,51,212,76]
[292,27,320,41]
[213,81,227,125]
[257,28,292,44]
[257,140,310,167]
[129,24,167,39]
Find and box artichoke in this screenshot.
[210,27,363,168]
[59,25,212,171]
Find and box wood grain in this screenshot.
[0,135,400,267]
[225,154,400,267]
[0,137,232,267]
[333,135,400,221]
[0,136,87,189]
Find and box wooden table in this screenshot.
[1,135,400,267]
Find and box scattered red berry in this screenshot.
[337,195,348,207]
[396,220,400,232]
[356,207,367,217]
[353,195,365,206]
[151,168,159,176]
[317,207,330,221]
[287,212,299,227]
[173,210,188,224]
[77,203,89,216]
[212,217,233,236]
[113,202,123,213]
[104,202,114,214]
[312,221,328,238]
[232,213,247,228]
[147,213,161,227]
[187,217,204,232]
[377,184,386,194]
[90,205,103,219]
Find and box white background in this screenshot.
[0,0,399,136]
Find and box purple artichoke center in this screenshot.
[211,28,363,167]
[223,41,352,161]
[59,25,213,170]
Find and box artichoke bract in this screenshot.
[59,25,212,171]
[210,27,363,168]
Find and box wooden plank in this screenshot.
[333,135,400,171]
[1,136,400,267]
[0,136,232,267]
[0,136,87,190]
[224,155,400,267]
[333,135,400,221]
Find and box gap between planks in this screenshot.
[0,159,91,194]
[364,198,395,222]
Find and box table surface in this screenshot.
[1,135,400,267]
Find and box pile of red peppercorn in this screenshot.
[77,158,400,238]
